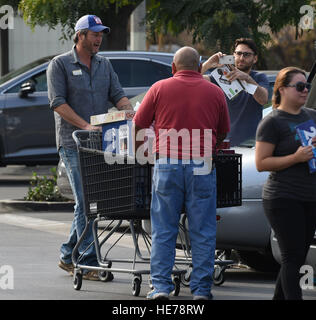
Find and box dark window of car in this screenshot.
[5,70,48,94]
[0,56,52,85]
[109,59,172,88]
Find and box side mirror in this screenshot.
[19,80,35,98]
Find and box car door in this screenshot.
[2,69,56,162]
[108,58,172,98]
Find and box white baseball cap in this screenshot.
[75,15,110,33]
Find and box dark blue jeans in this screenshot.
[150,158,217,297]
[59,147,98,267]
[263,198,316,300]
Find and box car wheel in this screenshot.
[236,249,280,273]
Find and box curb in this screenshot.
[0,177,34,184]
[0,199,74,213]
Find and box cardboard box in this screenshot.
[90,111,136,156]
[211,66,258,99]
[102,120,134,156]
[211,66,244,100]
[90,110,136,125]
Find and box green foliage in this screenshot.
[2,0,315,63]
[24,167,67,202]
[17,0,142,42]
[147,0,314,69]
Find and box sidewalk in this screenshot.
[0,165,54,182]
[0,165,74,212]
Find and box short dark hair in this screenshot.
[73,29,89,43]
[234,38,258,55]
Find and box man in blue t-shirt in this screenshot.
[202,38,269,147]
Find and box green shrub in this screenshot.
[24,167,68,202]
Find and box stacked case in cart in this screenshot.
[90,110,136,156]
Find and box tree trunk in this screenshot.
[0,29,9,75]
[99,3,141,51]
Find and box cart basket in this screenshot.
[73,130,151,220]
[72,131,242,219]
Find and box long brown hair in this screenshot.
[272,67,306,109]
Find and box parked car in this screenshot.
[0,51,174,166]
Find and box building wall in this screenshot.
[8,16,73,72]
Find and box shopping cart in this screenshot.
[71,130,242,295]
[71,130,185,296]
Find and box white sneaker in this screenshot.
[147,289,169,300]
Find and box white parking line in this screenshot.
[0,214,70,235]
[0,214,148,252]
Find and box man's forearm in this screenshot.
[227,68,268,106]
[243,74,268,105]
[116,97,133,110]
[253,84,268,106]
[54,103,98,130]
[201,52,222,75]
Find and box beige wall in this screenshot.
[8,16,73,71]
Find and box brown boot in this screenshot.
[58,260,74,275]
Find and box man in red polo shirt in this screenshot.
[133,46,230,300]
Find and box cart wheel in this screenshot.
[181,269,191,287]
[171,275,181,296]
[73,271,82,291]
[213,266,225,286]
[98,270,114,282]
[132,276,142,297]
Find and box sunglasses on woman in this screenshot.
[285,81,311,92]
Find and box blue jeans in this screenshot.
[150,158,217,296]
[59,147,98,267]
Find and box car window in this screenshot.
[0,56,52,85]
[110,59,172,88]
[5,70,47,94]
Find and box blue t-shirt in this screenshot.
[211,70,269,147]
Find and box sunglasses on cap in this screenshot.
[234,51,254,58]
[285,81,311,92]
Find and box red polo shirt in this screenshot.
[133,70,230,158]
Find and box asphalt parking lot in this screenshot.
[0,165,315,307]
